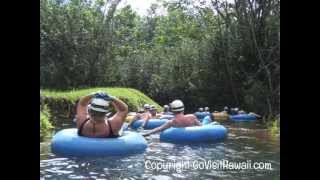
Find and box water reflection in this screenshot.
[40,121,279,179]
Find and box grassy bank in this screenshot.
[40,87,162,125]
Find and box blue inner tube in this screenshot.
[202,115,213,125]
[160,114,175,120]
[130,119,169,129]
[160,124,228,143]
[230,114,257,121]
[51,128,147,157]
[194,112,211,122]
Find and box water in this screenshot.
[40,120,279,179]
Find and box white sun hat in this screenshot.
[88,98,109,113]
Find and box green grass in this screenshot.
[40,87,162,112]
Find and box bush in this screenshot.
[40,105,53,140]
[268,117,280,136]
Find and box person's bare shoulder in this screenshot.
[185,114,196,118]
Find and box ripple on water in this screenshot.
[149,175,173,180]
[67,175,87,179]
[40,124,279,179]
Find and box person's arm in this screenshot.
[140,113,152,128]
[109,97,129,121]
[194,116,202,126]
[107,97,129,134]
[142,121,173,137]
[195,119,202,126]
[76,94,94,128]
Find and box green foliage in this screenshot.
[268,117,280,136]
[40,0,280,118]
[40,105,53,140]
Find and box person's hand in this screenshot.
[91,91,115,101]
[94,92,107,99]
[104,93,115,102]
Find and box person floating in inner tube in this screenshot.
[232,108,262,119]
[161,105,173,115]
[204,107,210,113]
[127,104,152,129]
[76,91,128,138]
[238,110,246,114]
[222,106,229,114]
[230,107,239,115]
[149,105,161,118]
[204,106,211,116]
[194,107,204,120]
[158,104,174,119]
[142,100,202,137]
[247,111,262,119]
[139,105,163,129]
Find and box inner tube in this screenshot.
[230,114,257,121]
[51,128,147,157]
[194,112,210,121]
[130,119,169,129]
[159,114,175,120]
[160,124,228,143]
[202,115,213,125]
[194,112,205,120]
[213,112,229,121]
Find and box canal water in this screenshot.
[40,120,279,180]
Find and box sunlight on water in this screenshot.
[40,121,279,179]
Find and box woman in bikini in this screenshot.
[76,92,128,138]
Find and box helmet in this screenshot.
[170,100,184,112]
[143,104,150,110]
[88,98,109,113]
[163,105,170,112]
[199,108,203,112]
[150,105,156,111]
[205,107,209,111]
